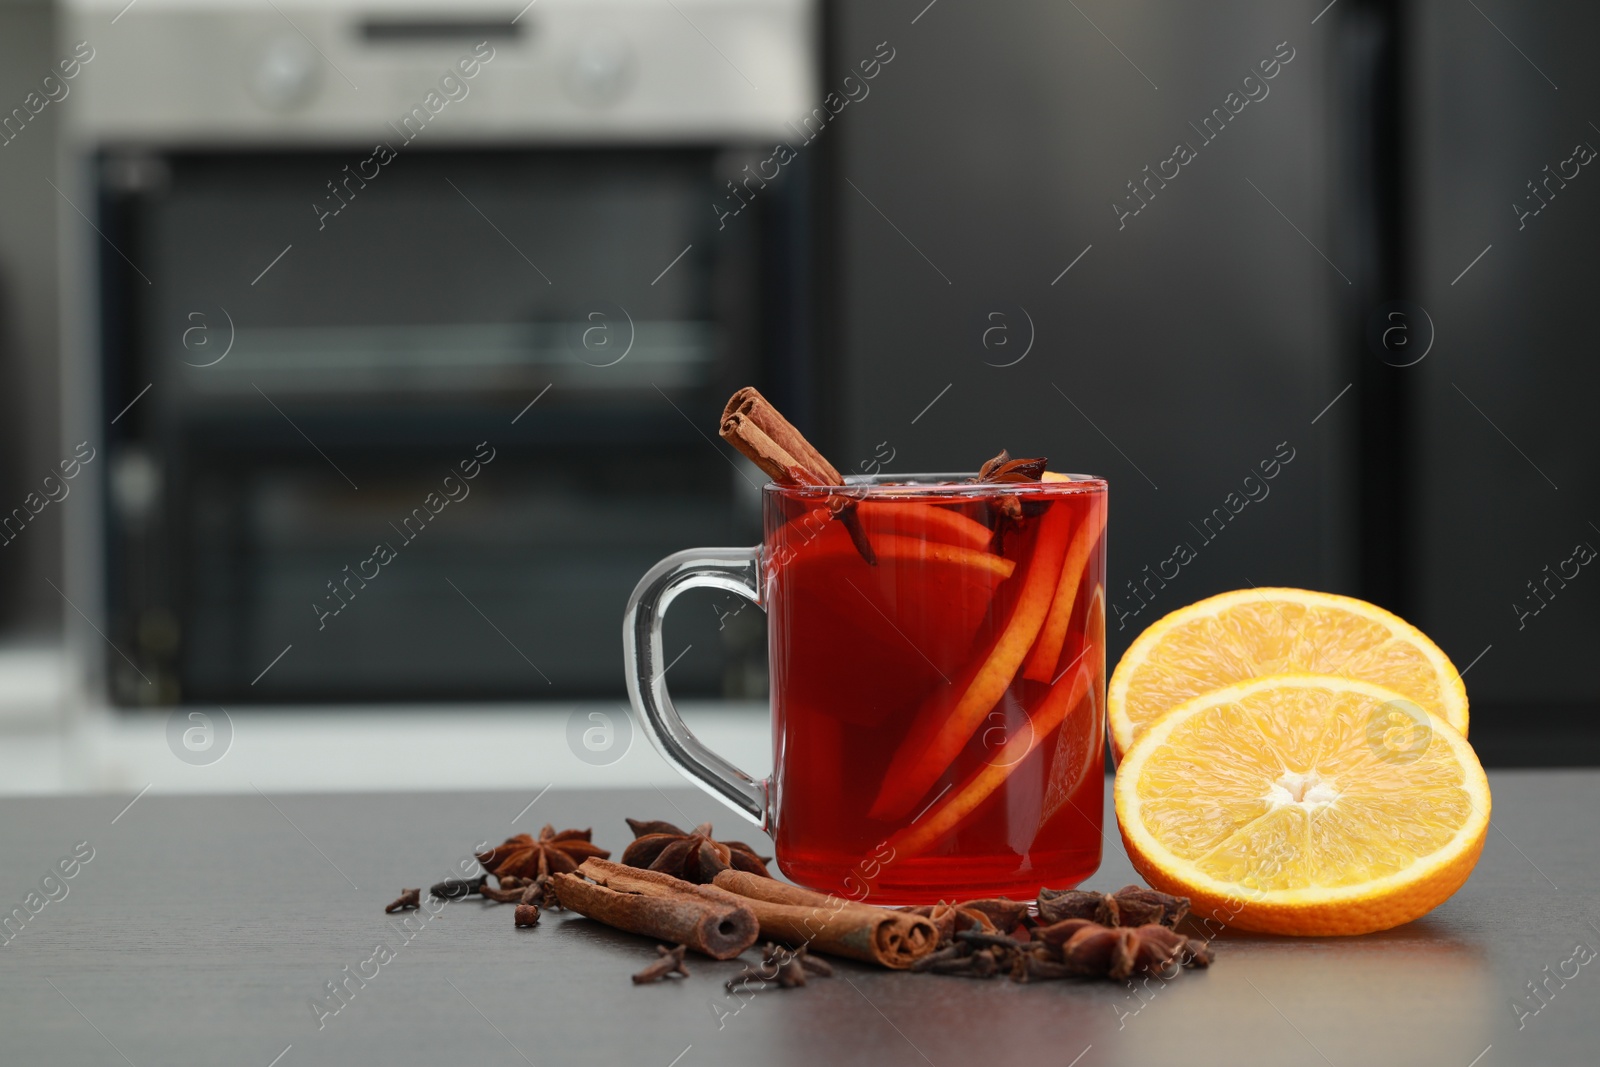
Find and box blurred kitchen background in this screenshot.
[1,0,1595,793]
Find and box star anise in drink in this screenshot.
[972,449,1048,484]
[970,449,1049,550]
[476,825,610,881]
[620,818,773,884]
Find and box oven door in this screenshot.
[96,146,803,704]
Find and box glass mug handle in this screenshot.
[624,546,768,829]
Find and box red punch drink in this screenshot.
[765,475,1108,903]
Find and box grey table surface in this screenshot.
[0,771,1595,1067]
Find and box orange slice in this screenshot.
[857,500,993,551]
[887,657,1094,859]
[1021,493,1105,682]
[1114,674,1490,936]
[793,500,993,554]
[867,502,1073,821]
[780,524,1014,728]
[797,531,1013,580]
[1040,584,1106,825]
[1108,588,1468,761]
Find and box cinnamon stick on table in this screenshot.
[718,386,876,564]
[553,859,759,960]
[712,869,939,970]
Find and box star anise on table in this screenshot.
[476,825,610,881]
[903,897,1031,946]
[1036,885,1190,929]
[619,818,773,884]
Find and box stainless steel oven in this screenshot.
[61,0,817,705]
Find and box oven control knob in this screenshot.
[566,31,635,107]
[251,36,322,111]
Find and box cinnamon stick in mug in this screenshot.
[712,869,939,969]
[553,859,758,960]
[720,387,842,485]
[719,386,876,563]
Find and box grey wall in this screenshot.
[0,0,63,634]
[827,1,1352,668]
[1413,0,1600,756]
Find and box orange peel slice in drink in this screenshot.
[1040,584,1106,825]
[856,500,994,551]
[780,525,1013,729]
[795,531,1015,580]
[1021,491,1106,682]
[886,658,1095,859]
[793,500,994,552]
[867,501,1074,821]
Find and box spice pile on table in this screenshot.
[385,818,1215,988]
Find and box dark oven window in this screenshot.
[98,147,796,705]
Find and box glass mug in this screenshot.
[625,472,1107,903]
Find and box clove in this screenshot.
[479,884,527,904]
[632,944,691,984]
[724,943,826,992]
[777,957,808,987]
[517,873,559,909]
[513,903,541,927]
[797,952,833,978]
[431,875,488,900]
[1016,953,1077,983]
[384,888,421,914]
[966,949,999,979]
[761,942,825,987]
[912,942,972,974]
[914,915,1214,984]
[725,963,787,992]
[953,928,1025,952]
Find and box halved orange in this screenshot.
[1108,588,1468,761]
[1114,674,1489,936]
